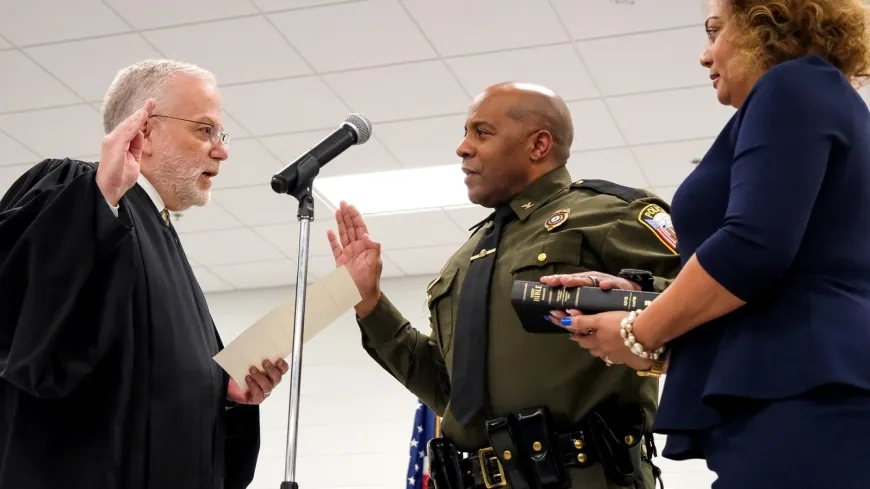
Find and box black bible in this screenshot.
[510,280,661,334]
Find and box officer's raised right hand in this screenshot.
[96,99,155,206]
[328,200,383,317]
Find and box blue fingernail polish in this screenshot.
[561,317,572,326]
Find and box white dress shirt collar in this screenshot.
[137,173,165,212]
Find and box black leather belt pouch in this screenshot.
[427,437,467,489]
[515,406,570,489]
[484,414,532,489]
[585,405,645,486]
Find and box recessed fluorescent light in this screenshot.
[314,164,471,215]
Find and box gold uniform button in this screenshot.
[537,253,547,262]
[503,450,512,460]
[577,453,587,463]
[574,439,584,449]
[532,441,542,452]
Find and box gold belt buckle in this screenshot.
[477,447,507,488]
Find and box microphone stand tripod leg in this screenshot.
[280,189,315,489]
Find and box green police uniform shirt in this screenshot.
[356,165,681,487]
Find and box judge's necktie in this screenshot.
[450,205,516,426]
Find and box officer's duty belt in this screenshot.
[427,405,660,489]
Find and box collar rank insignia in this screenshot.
[521,202,533,209]
[545,208,570,232]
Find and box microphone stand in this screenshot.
[273,153,321,489]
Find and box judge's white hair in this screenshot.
[101,59,216,134]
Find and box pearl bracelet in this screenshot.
[620,310,666,360]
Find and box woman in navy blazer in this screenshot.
[545,0,870,487]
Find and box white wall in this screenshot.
[207,275,717,489]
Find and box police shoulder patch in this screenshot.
[570,179,648,202]
[637,204,678,255]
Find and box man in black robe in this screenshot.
[0,59,287,489]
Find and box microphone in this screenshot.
[509,279,660,334]
[270,113,373,194]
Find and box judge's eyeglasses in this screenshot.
[148,114,230,146]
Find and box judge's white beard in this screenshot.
[150,150,212,210]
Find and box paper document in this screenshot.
[214,265,361,393]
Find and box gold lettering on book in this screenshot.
[530,284,543,303]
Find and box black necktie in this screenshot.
[450,205,516,426]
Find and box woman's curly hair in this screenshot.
[724,0,870,86]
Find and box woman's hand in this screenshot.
[540,271,640,291]
[551,310,654,371]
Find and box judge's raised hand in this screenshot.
[97,99,156,206]
[227,359,289,405]
[327,201,382,316]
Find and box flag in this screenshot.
[406,400,439,489]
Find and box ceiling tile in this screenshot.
[192,267,235,293]
[363,210,467,251]
[379,255,407,278]
[25,34,162,102]
[551,0,705,40]
[268,0,436,72]
[171,201,245,233]
[0,0,129,46]
[143,17,312,85]
[252,0,354,11]
[0,163,36,197]
[375,115,465,169]
[567,99,625,151]
[260,130,401,178]
[211,185,334,227]
[212,139,284,189]
[253,220,341,260]
[104,0,258,29]
[323,61,470,122]
[607,87,735,145]
[403,0,568,56]
[0,131,39,166]
[443,205,491,232]
[577,27,709,96]
[632,139,713,188]
[446,44,599,101]
[386,245,460,276]
[178,228,285,266]
[0,105,103,158]
[650,186,678,205]
[209,259,297,289]
[220,77,350,135]
[567,148,648,189]
[0,50,80,112]
[218,111,252,140]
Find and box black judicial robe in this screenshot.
[0,158,260,489]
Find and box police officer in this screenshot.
[327,82,681,489]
